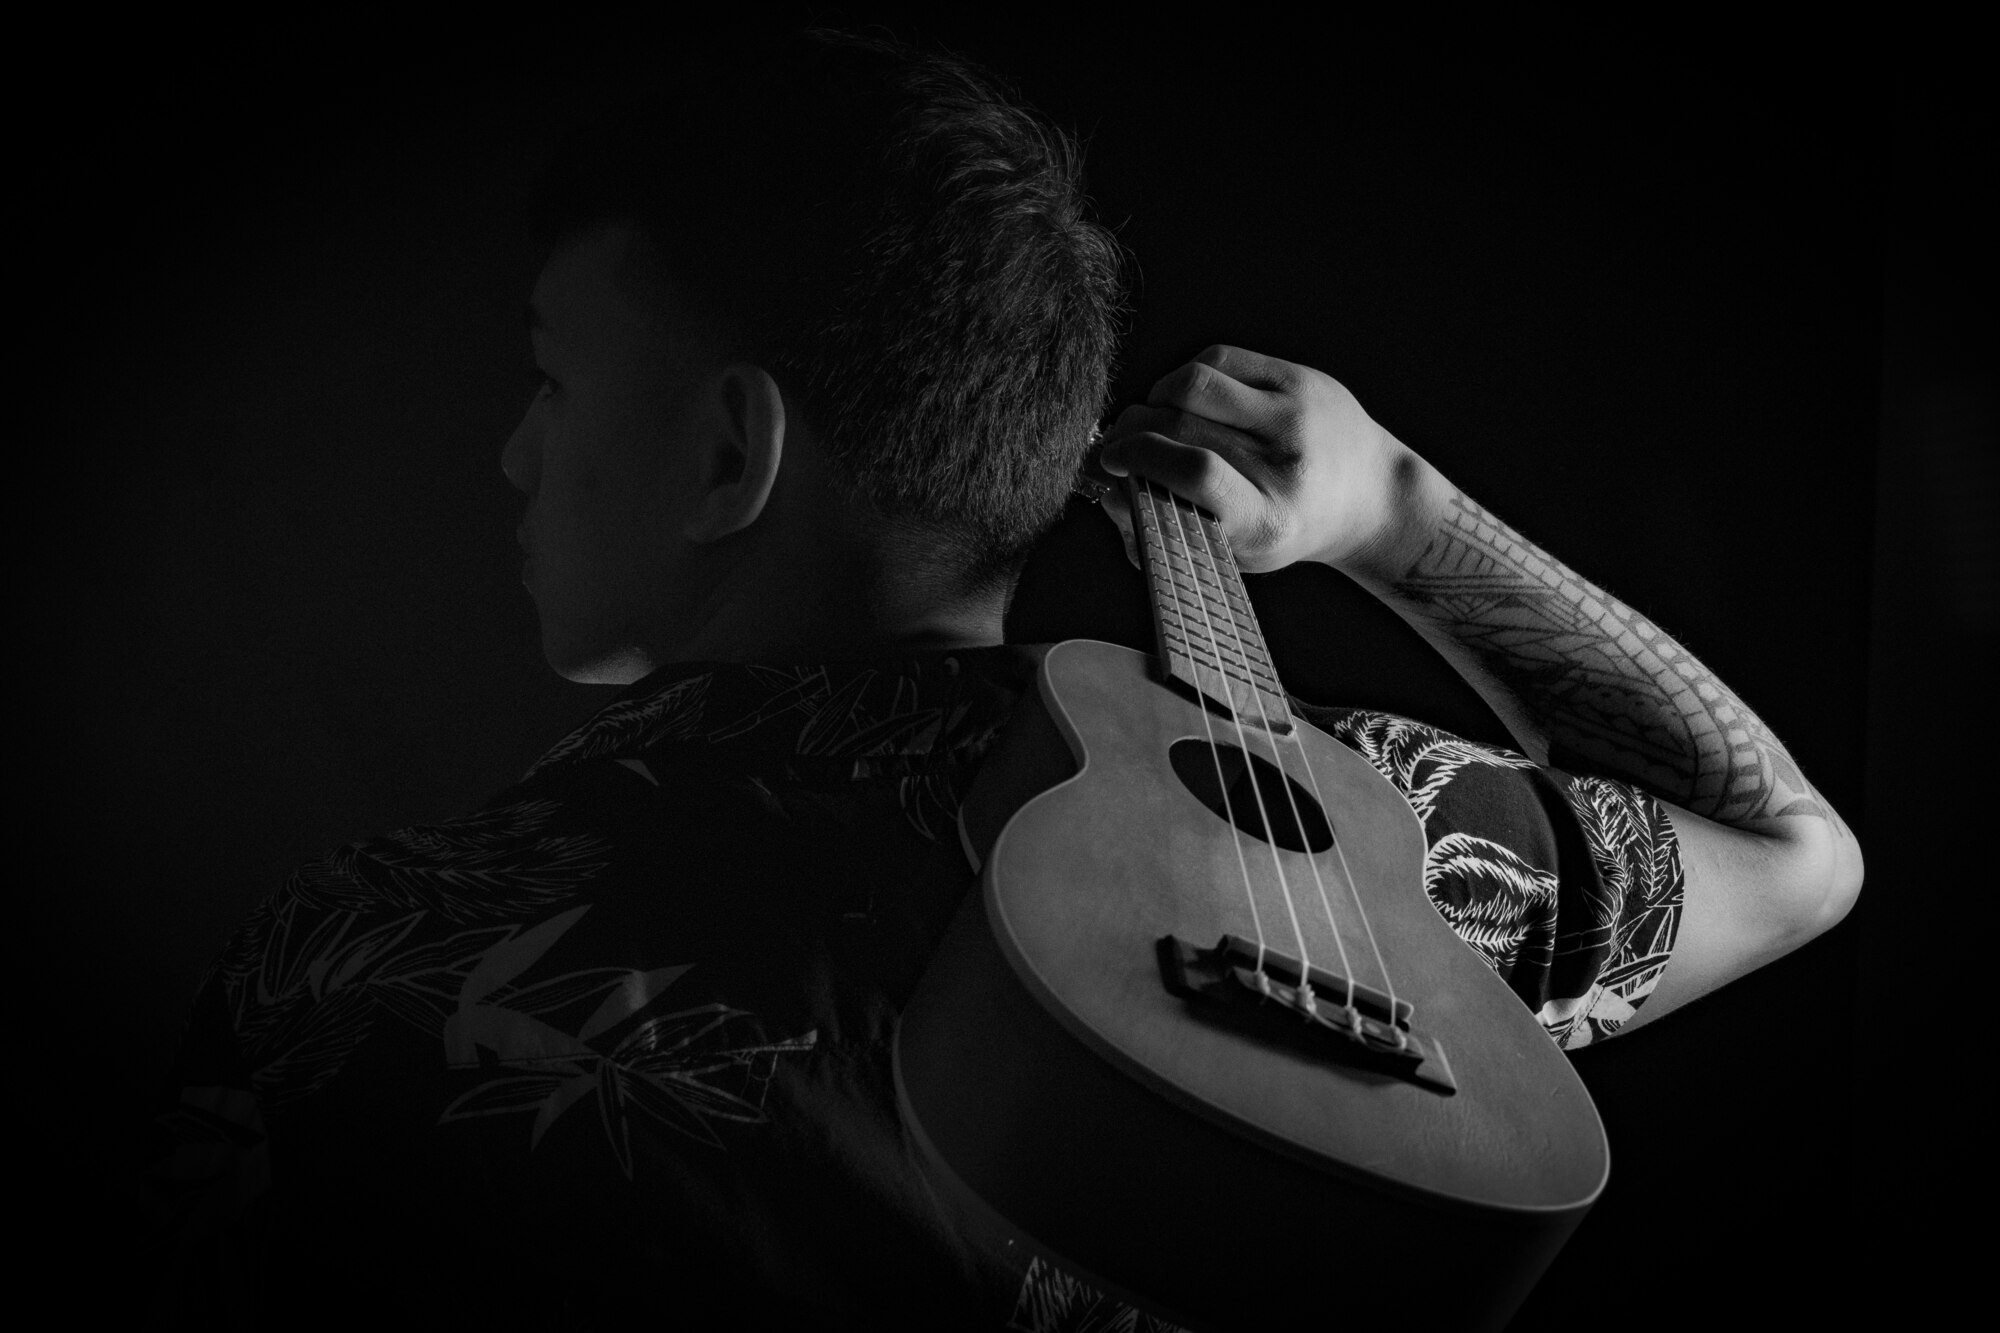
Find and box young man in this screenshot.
[148,30,1861,1329]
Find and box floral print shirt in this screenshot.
[148,646,1681,1329]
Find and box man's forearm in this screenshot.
[1103,346,1861,1004]
[1339,454,1832,832]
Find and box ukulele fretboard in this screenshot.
[1130,479,1293,735]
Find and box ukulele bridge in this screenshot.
[1157,935,1457,1095]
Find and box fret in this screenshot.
[1153,567,1254,625]
[1161,638,1283,697]
[1129,478,1293,734]
[1157,633,1282,694]
[1160,612,1280,676]
[1148,571,1266,644]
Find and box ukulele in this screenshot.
[893,476,1608,1332]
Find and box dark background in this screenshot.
[28,14,1990,1327]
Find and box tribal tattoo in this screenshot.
[1388,494,1830,829]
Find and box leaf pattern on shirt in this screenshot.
[1007,1256,1191,1333]
[523,658,1006,846]
[438,908,817,1178]
[1320,708,1682,1050]
[282,799,611,923]
[219,886,821,1150]
[1423,831,1559,976]
[1547,775,1682,1047]
[1325,710,1540,825]
[219,898,523,1107]
[210,797,615,1106]
[524,672,712,779]
[441,1003,819,1178]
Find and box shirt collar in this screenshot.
[522,646,1037,781]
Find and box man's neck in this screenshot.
[667,540,1009,666]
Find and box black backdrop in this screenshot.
[29,15,1990,1328]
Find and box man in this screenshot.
[147,29,1862,1329]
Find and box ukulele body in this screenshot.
[894,640,1607,1332]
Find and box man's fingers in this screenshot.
[1101,406,1267,481]
[1100,431,1264,527]
[1144,355,1279,432]
[1188,344,1305,394]
[1092,345,1327,570]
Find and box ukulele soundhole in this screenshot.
[1168,739,1334,854]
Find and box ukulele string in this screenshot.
[1152,479,1319,1006]
[1294,745,1402,1034]
[1176,490,1355,1014]
[1185,495,1404,1033]
[1140,478,1273,975]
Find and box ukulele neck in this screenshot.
[1129,478,1293,736]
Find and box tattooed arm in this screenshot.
[1361,490,1833,821]
[1100,345,1863,1027]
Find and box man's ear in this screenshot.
[683,364,786,544]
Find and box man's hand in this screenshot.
[1096,344,1431,576]
[1097,341,1863,1034]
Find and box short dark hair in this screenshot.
[532,28,1127,591]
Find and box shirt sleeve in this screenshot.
[1294,703,1685,1049]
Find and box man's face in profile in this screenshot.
[503,223,714,684]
